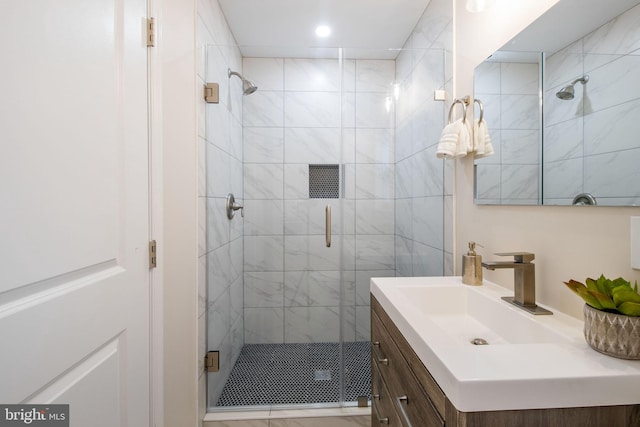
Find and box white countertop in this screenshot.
[370,276,640,412]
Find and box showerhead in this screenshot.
[228,69,258,95]
[556,75,589,100]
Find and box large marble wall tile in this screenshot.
[284,58,341,92]
[412,51,445,96]
[583,3,640,56]
[284,164,309,199]
[243,91,284,127]
[284,200,342,235]
[355,200,394,235]
[475,164,501,200]
[355,306,371,342]
[207,243,231,302]
[244,272,284,308]
[395,158,412,198]
[501,130,539,164]
[501,94,539,130]
[244,235,284,272]
[244,163,284,199]
[242,57,284,91]
[230,276,244,322]
[244,308,284,344]
[284,307,340,343]
[474,61,501,94]
[355,92,395,129]
[587,55,640,113]
[411,197,444,249]
[206,143,230,197]
[395,121,413,162]
[584,98,640,155]
[285,92,341,127]
[355,60,396,92]
[229,236,244,283]
[284,271,341,307]
[395,198,412,239]
[355,129,394,163]
[584,148,640,198]
[476,94,501,139]
[584,53,627,77]
[284,235,341,270]
[355,164,394,199]
[542,158,583,199]
[284,127,341,164]
[545,40,583,90]
[501,63,538,95]
[355,235,395,270]
[207,288,231,350]
[341,305,356,342]
[244,127,284,163]
[207,198,230,251]
[410,149,444,197]
[543,118,583,162]
[501,165,538,200]
[342,92,357,128]
[411,100,445,153]
[244,199,284,236]
[412,242,444,277]
[395,236,413,277]
[342,128,357,164]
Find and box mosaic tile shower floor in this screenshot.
[215,342,371,407]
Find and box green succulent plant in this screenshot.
[564,274,640,316]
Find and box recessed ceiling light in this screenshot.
[315,25,331,38]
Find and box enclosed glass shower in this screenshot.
[204,42,452,410]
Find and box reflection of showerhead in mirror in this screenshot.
[556,75,589,100]
[228,69,258,95]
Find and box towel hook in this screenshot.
[474,98,484,123]
[447,97,468,124]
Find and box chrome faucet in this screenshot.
[482,252,552,315]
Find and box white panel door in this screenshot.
[0,0,150,426]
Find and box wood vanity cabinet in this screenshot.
[371,295,640,427]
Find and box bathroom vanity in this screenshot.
[370,277,640,426]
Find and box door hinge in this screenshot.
[205,351,219,372]
[149,240,157,269]
[146,18,156,47]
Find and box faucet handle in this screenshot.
[494,252,535,263]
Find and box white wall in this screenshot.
[454,0,640,319]
[160,0,200,425]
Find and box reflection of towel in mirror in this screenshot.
[473,119,494,158]
[436,119,472,159]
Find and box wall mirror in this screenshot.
[474,0,640,206]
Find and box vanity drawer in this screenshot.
[372,361,402,426]
[372,305,444,427]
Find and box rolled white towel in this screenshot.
[474,120,494,158]
[436,119,464,159]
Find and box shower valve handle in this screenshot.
[226,193,244,219]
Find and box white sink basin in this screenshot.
[371,276,640,412]
[395,283,568,345]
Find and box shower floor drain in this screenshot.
[314,369,332,381]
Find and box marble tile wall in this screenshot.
[199,0,245,408]
[474,60,540,205]
[543,3,640,205]
[394,0,454,277]
[242,57,396,345]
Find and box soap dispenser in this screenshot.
[462,242,483,285]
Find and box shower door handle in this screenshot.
[325,205,331,247]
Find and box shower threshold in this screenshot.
[214,342,371,408]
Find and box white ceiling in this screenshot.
[217,0,431,59]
